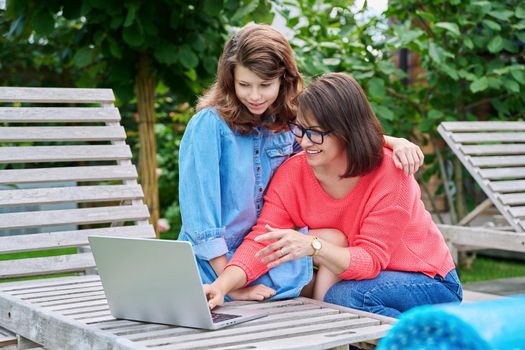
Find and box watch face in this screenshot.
[312,239,322,250]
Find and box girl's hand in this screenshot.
[391,138,424,176]
[254,225,313,268]
[228,284,276,301]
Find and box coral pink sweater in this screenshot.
[228,148,455,284]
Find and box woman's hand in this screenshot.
[204,284,225,310]
[254,225,313,268]
[228,284,276,301]
[386,136,424,176]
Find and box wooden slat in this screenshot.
[509,206,525,217]
[499,193,525,205]
[0,165,137,184]
[460,144,525,155]
[0,289,139,349]
[0,326,16,347]
[122,308,338,341]
[142,318,382,349]
[0,225,155,254]
[478,167,525,180]
[438,224,525,252]
[0,253,95,279]
[0,126,126,141]
[490,180,525,192]
[0,184,144,207]
[452,132,525,143]
[0,87,114,104]
[470,155,525,167]
[11,282,102,297]
[30,291,106,305]
[0,275,100,292]
[0,145,131,163]
[0,107,120,122]
[0,204,149,230]
[442,121,525,132]
[212,325,391,350]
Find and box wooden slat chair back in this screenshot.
[0,87,154,347]
[438,121,525,232]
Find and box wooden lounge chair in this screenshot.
[0,87,393,349]
[437,121,525,259]
[0,87,155,348]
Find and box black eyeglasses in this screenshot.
[287,121,332,145]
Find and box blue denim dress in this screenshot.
[178,108,312,300]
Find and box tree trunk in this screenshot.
[135,51,159,236]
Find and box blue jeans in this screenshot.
[324,269,463,318]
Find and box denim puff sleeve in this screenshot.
[178,109,227,260]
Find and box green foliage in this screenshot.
[4,0,274,101]
[277,0,416,136]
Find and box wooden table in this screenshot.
[0,275,394,349]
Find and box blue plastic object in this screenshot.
[377,295,525,350]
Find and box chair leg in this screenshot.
[16,336,42,350]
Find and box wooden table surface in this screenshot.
[0,275,394,349]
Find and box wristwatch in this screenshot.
[311,236,322,256]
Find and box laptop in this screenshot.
[88,236,268,330]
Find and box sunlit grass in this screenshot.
[458,256,525,283]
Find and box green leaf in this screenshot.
[428,109,444,120]
[191,34,206,52]
[124,4,139,27]
[488,77,502,89]
[367,78,385,98]
[419,118,435,133]
[511,69,525,84]
[185,68,197,81]
[435,22,460,37]
[416,10,435,23]
[482,19,501,31]
[441,64,459,81]
[488,10,513,21]
[505,79,520,93]
[487,36,504,53]
[154,43,179,65]
[122,21,144,48]
[203,56,217,75]
[373,105,394,121]
[204,0,223,16]
[251,0,274,23]
[517,32,525,44]
[231,0,260,22]
[32,10,54,35]
[516,7,525,19]
[179,45,199,69]
[108,39,122,59]
[516,20,525,30]
[73,47,93,68]
[463,37,474,49]
[428,42,441,64]
[470,77,489,93]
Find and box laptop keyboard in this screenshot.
[211,312,241,323]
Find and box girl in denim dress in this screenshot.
[178,24,424,302]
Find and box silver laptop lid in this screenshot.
[89,236,215,329]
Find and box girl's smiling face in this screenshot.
[234,65,280,116]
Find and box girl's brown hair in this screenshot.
[295,72,384,177]
[197,24,303,134]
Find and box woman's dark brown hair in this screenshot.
[197,24,303,134]
[295,72,384,177]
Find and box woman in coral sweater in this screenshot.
[205,72,462,318]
